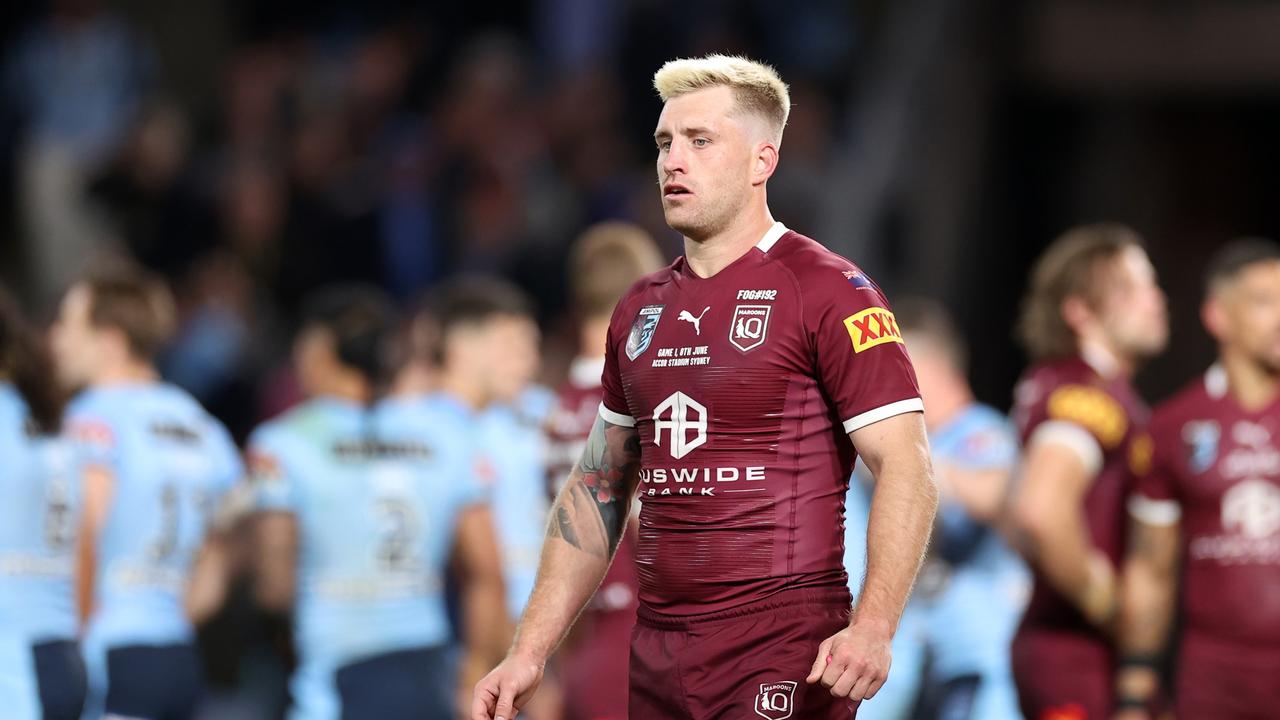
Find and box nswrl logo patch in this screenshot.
[626,305,664,361]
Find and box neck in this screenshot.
[438,369,488,411]
[579,315,610,360]
[315,373,372,405]
[923,378,973,433]
[1220,347,1280,412]
[1079,335,1135,379]
[682,201,774,279]
[92,357,158,386]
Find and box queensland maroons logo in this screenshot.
[730,304,771,352]
[754,680,797,720]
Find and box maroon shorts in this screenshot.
[1011,626,1113,720]
[1175,632,1280,720]
[629,587,857,720]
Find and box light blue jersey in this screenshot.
[0,383,79,719]
[249,395,485,720]
[476,398,550,619]
[66,382,241,708]
[922,404,1027,720]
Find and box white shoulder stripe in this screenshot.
[1028,420,1104,476]
[1128,494,1182,526]
[755,221,789,253]
[598,402,636,428]
[842,398,924,434]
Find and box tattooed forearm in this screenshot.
[547,416,642,557]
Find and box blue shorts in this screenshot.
[333,646,453,719]
[103,643,204,720]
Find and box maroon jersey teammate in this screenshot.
[473,55,938,720]
[1117,239,1280,720]
[546,222,664,720]
[1008,225,1168,720]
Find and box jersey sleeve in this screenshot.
[1127,428,1182,526]
[598,298,636,428]
[1024,383,1129,476]
[64,402,120,473]
[803,265,922,434]
[247,427,299,513]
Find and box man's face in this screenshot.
[1209,260,1280,373]
[654,86,759,240]
[50,284,101,388]
[482,315,540,404]
[1096,246,1169,360]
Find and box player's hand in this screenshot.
[471,652,544,720]
[805,618,892,700]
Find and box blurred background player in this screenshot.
[0,284,84,720]
[428,279,546,625]
[848,298,1026,720]
[53,264,242,720]
[1117,239,1280,720]
[543,222,665,720]
[248,285,507,719]
[1008,224,1168,719]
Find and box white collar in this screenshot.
[1204,363,1229,399]
[755,221,789,253]
[569,356,605,388]
[1080,340,1121,379]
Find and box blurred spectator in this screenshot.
[6,0,155,309]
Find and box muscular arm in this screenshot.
[1116,517,1180,706]
[1011,440,1115,626]
[453,505,510,687]
[76,466,114,627]
[851,411,938,633]
[510,415,641,663]
[251,511,298,612]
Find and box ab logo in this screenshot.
[754,680,797,720]
[653,391,707,459]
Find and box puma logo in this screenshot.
[678,306,711,335]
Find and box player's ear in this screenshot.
[1201,296,1229,343]
[751,140,779,187]
[1060,295,1093,336]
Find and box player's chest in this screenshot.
[1176,415,1280,508]
[618,284,808,410]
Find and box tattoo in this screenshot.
[547,416,641,557]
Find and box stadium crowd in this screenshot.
[2,3,1279,720]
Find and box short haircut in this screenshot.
[300,284,397,382]
[1205,237,1280,296]
[894,297,968,373]
[82,263,176,362]
[1017,223,1144,361]
[570,222,665,318]
[653,54,791,143]
[0,282,63,433]
[431,277,534,361]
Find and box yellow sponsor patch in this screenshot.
[1129,432,1154,477]
[1046,384,1128,449]
[844,307,904,353]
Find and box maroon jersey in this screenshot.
[599,223,922,617]
[1011,354,1148,634]
[1131,366,1280,646]
[545,358,608,497]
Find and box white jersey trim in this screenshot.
[569,357,605,388]
[842,397,924,434]
[1029,420,1104,476]
[1128,494,1182,526]
[755,221,789,253]
[598,402,636,428]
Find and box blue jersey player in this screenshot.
[0,285,85,720]
[852,299,1027,720]
[51,266,242,720]
[249,286,507,719]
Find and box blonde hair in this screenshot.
[653,54,791,142]
[571,222,666,318]
[1017,223,1143,360]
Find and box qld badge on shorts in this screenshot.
[626,305,664,361]
[754,680,797,720]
